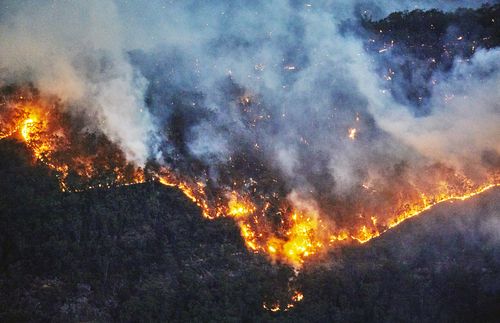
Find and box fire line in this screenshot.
[1,99,499,269]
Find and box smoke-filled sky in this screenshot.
[0,0,498,216]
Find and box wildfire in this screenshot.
[1,88,499,270]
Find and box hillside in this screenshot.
[1,139,499,322]
[0,139,296,322]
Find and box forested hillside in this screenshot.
[1,4,500,322]
[1,139,499,322]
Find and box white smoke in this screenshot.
[0,0,156,165]
[366,48,500,177]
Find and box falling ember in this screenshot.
[348,127,357,140]
[239,94,252,106]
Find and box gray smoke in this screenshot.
[367,48,500,178]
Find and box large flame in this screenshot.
[1,89,499,269]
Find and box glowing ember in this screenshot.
[262,302,281,312]
[291,291,304,302]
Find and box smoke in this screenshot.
[367,48,500,178]
[388,189,500,265]
[0,0,156,165]
[1,0,498,221]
